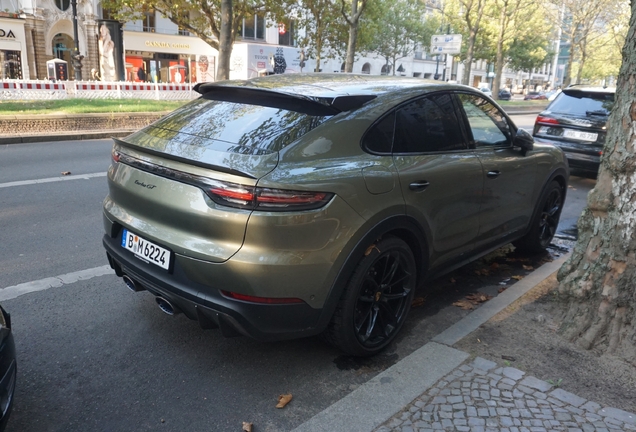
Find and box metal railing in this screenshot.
[0,80,198,100]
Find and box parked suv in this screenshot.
[533,85,615,175]
[103,74,568,356]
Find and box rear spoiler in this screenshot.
[193,83,376,116]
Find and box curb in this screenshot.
[291,252,572,432]
[0,130,133,144]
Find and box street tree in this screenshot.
[103,0,283,81]
[486,0,547,99]
[444,0,487,85]
[363,0,439,76]
[577,1,630,83]
[340,0,370,73]
[505,33,551,81]
[556,1,636,363]
[290,0,347,72]
[548,0,624,86]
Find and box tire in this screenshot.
[323,236,417,357]
[514,180,564,253]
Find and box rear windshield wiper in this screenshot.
[586,110,608,116]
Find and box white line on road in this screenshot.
[0,172,106,189]
[0,265,114,302]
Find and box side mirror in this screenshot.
[513,128,534,153]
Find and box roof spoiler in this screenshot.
[193,83,376,116]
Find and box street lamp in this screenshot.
[70,0,84,80]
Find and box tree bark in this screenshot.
[217,0,233,81]
[461,0,486,86]
[341,0,366,73]
[556,1,636,364]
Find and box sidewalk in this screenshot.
[292,253,636,432]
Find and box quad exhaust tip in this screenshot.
[155,297,180,316]
[122,275,143,292]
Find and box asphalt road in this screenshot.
[0,125,594,432]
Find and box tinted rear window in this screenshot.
[152,98,330,152]
[549,91,614,116]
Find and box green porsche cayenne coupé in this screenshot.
[102,74,568,356]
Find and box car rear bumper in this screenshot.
[103,234,325,341]
[534,137,601,173]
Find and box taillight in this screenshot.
[536,115,559,125]
[112,149,121,164]
[221,290,304,304]
[205,180,333,212]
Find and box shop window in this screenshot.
[55,0,70,11]
[1,50,22,79]
[278,20,297,46]
[143,8,156,32]
[240,14,265,40]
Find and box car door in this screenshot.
[392,92,484,270]
[456,92,537,249]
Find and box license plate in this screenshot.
[563,129,598,142]
[121,229,171,270]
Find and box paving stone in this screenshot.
[473,357,497,371]
[549,388,587,407]
[502,367,525,381]
[600,407,636,425]
[519,376,553,392]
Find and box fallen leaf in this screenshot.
[411,297,426,308]
[465,293,492,304]
[511,275,523,280]
[501,355,516,362]
[364,245,379,256]
[242,422,253,432]
[61,171,71,176]
[490,262,500,270]
[498,287,507,293]
[474,268,490,276]
[276,394,293,409]
[449,278,456,283]
[452,300,475,310]
[522,265,534,271]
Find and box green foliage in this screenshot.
[507,33,551,72]
[290,0,348,70]
[361,0,440,73]
[0,99,187,115]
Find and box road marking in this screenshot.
[0,265,114,301]
[0,172,106,189]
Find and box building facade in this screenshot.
[0,0,552,92]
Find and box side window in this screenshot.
[363,111,395,154]
[458,94,512,147]
[393,93,466,153]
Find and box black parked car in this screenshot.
[533,85,615,175]
[0,305,15,432]
[498,89,512,100]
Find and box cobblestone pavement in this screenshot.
[374,357,636,432]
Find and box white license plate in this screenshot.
[563,129,598,142]
[121,229,171,270]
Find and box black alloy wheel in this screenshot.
[324,236,417,356]
[538,186,563,248]
[514,180,564,253]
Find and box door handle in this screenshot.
[487,171,501,179]
[409,181,430,191]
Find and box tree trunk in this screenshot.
[556,3,636,364]
[342,0,365,73]
[216,0,233,81]
[492,1,508,101]
[461,0,485,86]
